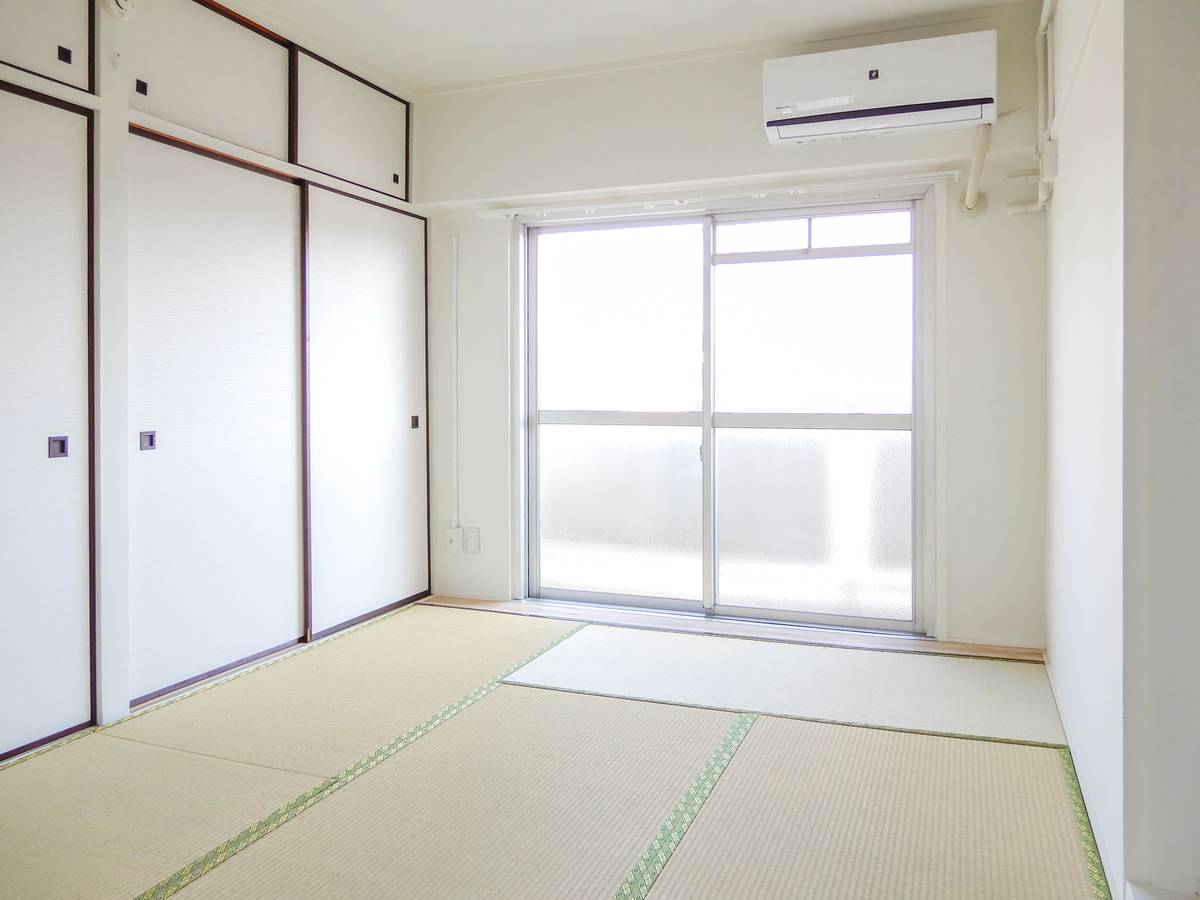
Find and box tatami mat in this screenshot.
[107,604,579,776]
[505,625,1066,744]
[173,685,736,900]
[647,715,1100,900]
[0,733,314,900]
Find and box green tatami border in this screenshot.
[615,712,757,900]
[131,621,586,900]
[1058,748,1113,899]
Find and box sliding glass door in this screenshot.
[527,203,923,630]
[529,221,705,606]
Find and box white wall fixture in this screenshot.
[123,0,289,158]
[102,0,137,20]
[306,185,428,635]
[0,85,92,758]
[126,133,303,703]
[764,31,997,145]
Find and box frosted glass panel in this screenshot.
[539,425,701,601]
[717,429,912,621]
[810,210,911,248]
[714,254,913,413]
[536,224,702,411]
[716,218,809,254]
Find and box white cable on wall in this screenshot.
[449,233,461,530]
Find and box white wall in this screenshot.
[1123,1,1200,893]
[1044,0,1125,889]
[419,1,1050,647]
[416,4,1040,205]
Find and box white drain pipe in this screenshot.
[1012,0,1058,213]
[962,123,992,215]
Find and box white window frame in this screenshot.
[520,193,938,635]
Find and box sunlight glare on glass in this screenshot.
[536,223,703,412]
[714,254,914,414]
[715,217,809,254]
[810,210,911,248]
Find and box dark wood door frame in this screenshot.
[125,125,430,706]
[0,78,96,763]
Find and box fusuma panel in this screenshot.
[126,134,303,700]
[307,186,427,634]
[0,87,91,755]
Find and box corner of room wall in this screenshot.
[1121,1,1200,893]
[1043,0,1126,889]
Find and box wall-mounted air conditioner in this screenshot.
[764,31,997,144]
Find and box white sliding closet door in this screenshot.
[307,186,427,635]
[127,135,303,701]
[0,88,91,755]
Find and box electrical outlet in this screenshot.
[465,527,480,555]
[444,527,462,555]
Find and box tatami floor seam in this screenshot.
[97,732,325,780]
[502,681,1070,750]
[129,623,588,900]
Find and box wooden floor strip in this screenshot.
[424,596,1045,662]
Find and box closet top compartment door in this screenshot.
[0,0,90,91]
[125,0,289,159]
[296,51,409,200]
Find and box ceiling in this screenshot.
[251,0,1018,92]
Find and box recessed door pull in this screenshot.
[48,436,68,458]
[139,431,157,451]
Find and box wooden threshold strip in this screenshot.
[421,596,1044,663]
